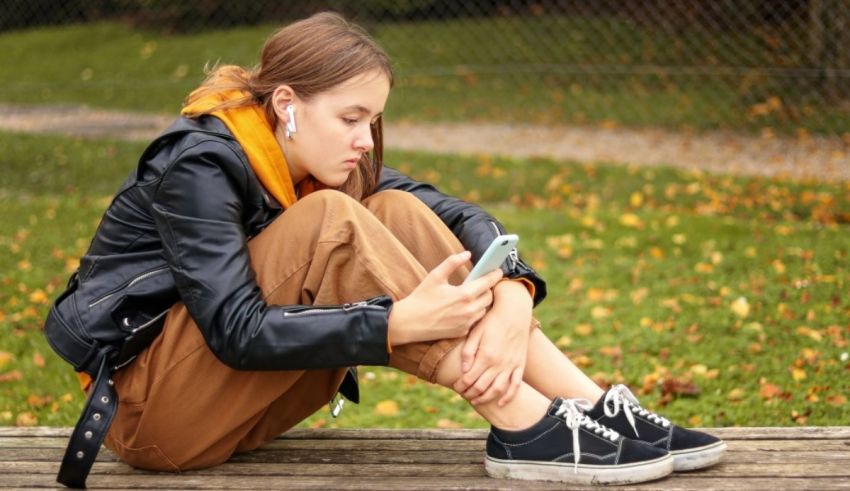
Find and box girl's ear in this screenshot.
[271,85,297,122]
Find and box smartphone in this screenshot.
[463,234,519,284]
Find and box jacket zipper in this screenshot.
[129,309,169,334]
[282,301,382,318]
[88,266,169,308]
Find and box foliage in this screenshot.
[0,19,847,134]
[0,130,848,430]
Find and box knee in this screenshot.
[363,189,428,215]
[298,189,360,208]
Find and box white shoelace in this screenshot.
[553,398,621,473]
[602,384,671,438]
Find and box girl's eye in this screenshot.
[342,118,359,125]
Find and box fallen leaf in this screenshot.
[0,370,23,383]
[727,388,745,402]
[0,352,13,369]
[731,297,750,318]
[16,412,37,427]
[826,394,847,406]
[374,400,399,417]
[555,335,573,348]
[437,419,462,429]
[33,352,45,368]
[575,324,594,336]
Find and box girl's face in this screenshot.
[277,69,391,188]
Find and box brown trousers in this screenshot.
[104,190,473,471]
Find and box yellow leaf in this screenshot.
[727,388,745,402]
[60,393,74,403]
[688,415,702,426]
[772,260,786,274]
[586,288,606,302]
[619,213,643,228]
[32,352,45,368]
[790,368,806,381]
[575,324,594,336]
[629,192,644,208]
[17,260,31,271]
[694,262,714,274]
[374,400,399,417]
[65,257,80,273]
[0,352,13,369]
[572,355,593,367]
[591,306,610,319]
[731,297,750,318]
[672,233,687,245]
[15,412,37,427]
[28,289,49,305]
[745,247,757,258]
[796,326,822,342]
[437,419,462,429]
[690,364,708,376]
[555,336,572,348]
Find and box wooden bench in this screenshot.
[2,426,848,489]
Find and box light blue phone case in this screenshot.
[463,234,519,283]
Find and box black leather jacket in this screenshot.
[44,116,546,398]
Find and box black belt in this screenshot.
[50,307,167,488]
[57,350,118,488]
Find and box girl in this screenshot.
[45,12,724,487]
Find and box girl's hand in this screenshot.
[453,280,533,406]
[388,252,503,345]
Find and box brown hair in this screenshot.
[183,12,394,200]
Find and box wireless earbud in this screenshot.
[285,104,297,140]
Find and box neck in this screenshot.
[274,124,305,185]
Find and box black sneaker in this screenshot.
[587,385,727,471]
[485,397,673,485]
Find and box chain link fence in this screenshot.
[2,0,849,137]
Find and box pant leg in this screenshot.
[105,190,470,471]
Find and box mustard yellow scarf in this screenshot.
[181,90,298,208]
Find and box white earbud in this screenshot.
[285,104,297,140]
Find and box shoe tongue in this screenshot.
[546,396,567,417]
[587,391,609,419]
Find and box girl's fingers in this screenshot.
[498,367,524,407]
[461,323,485,373]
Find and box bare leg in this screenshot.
[524,328,604,403]
[434,343,551,430]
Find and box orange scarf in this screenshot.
[181,90,298,208]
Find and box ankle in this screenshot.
[478,388,551,431]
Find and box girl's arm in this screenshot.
[376,166,547,306]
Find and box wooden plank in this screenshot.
[3,426,850,440]
[3,459,850,478]
[3,473,850,490]
[2,438,848,463]
[2,435,847,452]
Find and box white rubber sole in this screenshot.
[671,441,727,471]
[485,453,674,485]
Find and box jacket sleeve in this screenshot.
[150,139,391,370]
[376,166,547,306]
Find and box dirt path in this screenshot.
[2,103,848,182]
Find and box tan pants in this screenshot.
[104,190,473,471]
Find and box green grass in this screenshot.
[1,129,848,430]
[1,18,847,133]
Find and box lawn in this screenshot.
[1,129,848,430]
[1,17,847,133]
